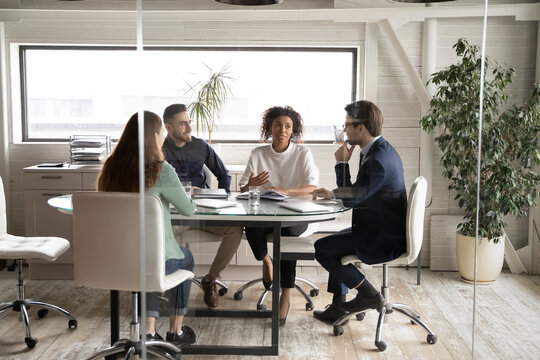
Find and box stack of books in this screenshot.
[69,135,111,164]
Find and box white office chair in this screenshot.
[332,176,437,352]
[233,224,321,311]
[72,192,194,360]
[0,176,77,349]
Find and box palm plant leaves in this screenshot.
[186,64,234,141]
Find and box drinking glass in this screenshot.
[182,180,192,199]
[248,186,260,207]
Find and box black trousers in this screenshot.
[244,224,308,289]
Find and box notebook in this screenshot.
[192,188,228,199]
[194,199,239,209]
[279,200,330,213]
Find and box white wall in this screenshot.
[1,2,538,268]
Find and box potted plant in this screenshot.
[186,64,234,144]
[421,38,540,283]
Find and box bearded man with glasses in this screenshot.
[161,103,242,309]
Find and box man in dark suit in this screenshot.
[312,100,407,323]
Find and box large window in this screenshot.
[20,46,357,142]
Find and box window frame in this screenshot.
[19,45,358,143]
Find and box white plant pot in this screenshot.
[455,232,505,284]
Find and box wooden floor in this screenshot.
[0,266,539,360]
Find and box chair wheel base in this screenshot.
[218,288,228,296]
[310,289,319,297]
[68,319,78,329]
[257,304,266,311]
[375,340,387,352]
[305,303,313,311]
[25,337,38,348]
[356,312,365,321]
[37,309,48,318]
[234,292,243,301]
[427,334,437,344]
[333,325,344,336]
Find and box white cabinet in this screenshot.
[23,165,99,279]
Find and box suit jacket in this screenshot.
[333,137,407,264]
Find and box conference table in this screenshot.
[48,194,348,356]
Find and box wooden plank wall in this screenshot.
[2,10,538,270]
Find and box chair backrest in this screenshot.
[72,191,168,292]
[0,176,6,236]
[404,176,428,264]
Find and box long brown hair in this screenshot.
[97,111,164,192]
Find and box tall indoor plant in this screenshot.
[186,64,234,144]
[421,38,540,283]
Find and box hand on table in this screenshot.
[270,187,288,196]
[312,188,334,200]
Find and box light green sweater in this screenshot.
[148,161,196,261]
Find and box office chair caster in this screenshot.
[38,309,48,318]
[68,319,78,329]
[234,291,243,300]
[257,304,266,311]
[427,334,437,344]
[375,340,387,352]
[333,325,344,336]
[356,312,365,321]
[310,289,319,297]
[25,336,38,349]
[219,287,228,296]
[305,302,313,311]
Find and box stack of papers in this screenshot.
[236,189,288,201]
[194,199,239,209]
[192,188,228,199]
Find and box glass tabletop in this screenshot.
[47,193,348,217]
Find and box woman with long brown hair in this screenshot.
[97,111,197,347]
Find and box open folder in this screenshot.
[278,200,330,213]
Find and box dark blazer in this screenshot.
[333,137,407,264]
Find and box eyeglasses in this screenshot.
[342,122,360,130]
[170,120,192,128]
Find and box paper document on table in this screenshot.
[236,189,288,201]
[194,199,239,209]
[279,200,330,213]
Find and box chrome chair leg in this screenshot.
[393,304,437,337]
[86,342,127,360]
[28,300,77,322]
[0,302,13,314]
[124,346,136,360]
[294,283,314,311]
[20,303,32,339]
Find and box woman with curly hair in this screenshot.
[239,105,319,326]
